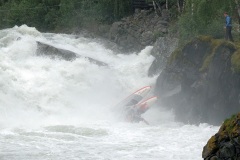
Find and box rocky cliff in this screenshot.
[154,36,240,125]
[109,9,170,52]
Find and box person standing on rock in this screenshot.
[224,12,234,42]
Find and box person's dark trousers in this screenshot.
[225,26,234,42]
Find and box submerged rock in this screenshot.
[202,113,240,159]
[36,41,107,66]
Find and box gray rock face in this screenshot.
[154,37,240,125]
[109,10,169,52]
[148,37,178,76]
[36,41,107,66]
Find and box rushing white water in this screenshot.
[0,25,218,160]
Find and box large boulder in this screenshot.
[148,37,178,76]
[36,41,107,66]
[155,36,240,125]
[202,113,240,160]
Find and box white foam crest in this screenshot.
[0,25,42,48]
[13,24,42,37]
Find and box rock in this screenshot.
[218,142,235,159]
[97,24,111,38]
[158,20,168,26]
[202,136,218,159]
[36,41,107,66]
[108,10,169,52]
[155,36,240,125]
[36,41,77,61]
[141,31,154,46]
[203,113,240,159]
[109,21,123,41]
[148,37,178,76]
[209,156,220,160]
[161,9,170,21]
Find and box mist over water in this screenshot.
[0,25,218,160]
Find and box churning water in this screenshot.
[0,25,218,160]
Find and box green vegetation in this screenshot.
[199,38,225,72]
[220,113,240,139]
[231,50,240,73]
[0,0,133,32]
[0,0,240,40]
[177,0,237,43]
[168,35,240,73]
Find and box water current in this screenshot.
[0,25,218,160]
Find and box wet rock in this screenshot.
[36,41,77,61]
[203,113,240,160]
[148,37,178,76]
[202,136,219,159]
[210,156,220,160]
[36,41,107,66]
[218,142,235,158]
[155,36,240,125]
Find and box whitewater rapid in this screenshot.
[0,25,218,160]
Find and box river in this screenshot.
[0,25,218,160]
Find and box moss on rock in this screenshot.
[203,136,218,158]
[168,47,183,64]
[199,38,235,72]
[231,49,240,73]
[169,35,239,73]
[220,113,240,138]
[203,113,240,159]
